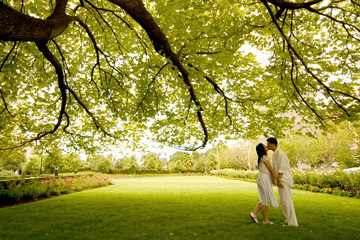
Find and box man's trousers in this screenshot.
[278,184,298,226]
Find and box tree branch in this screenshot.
[0,42,18,72]
[109,0,209,150]
[268,0,323,9]
[289,55,325,123]
[306,6,360,34]
[186,62,233,126]
[35,40,67,134]
[0,40,67,150]
[0,1,76,41]
[261,0,359,117]
[136,62,168,112]
[0,88,14,117]
[65,85,116,138]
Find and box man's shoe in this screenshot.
[282,222,298,227]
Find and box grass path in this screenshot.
[0,175,359,240]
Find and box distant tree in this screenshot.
[141,152,164,171]
[114,158,123,170]
[280,121,359,168]
[42,149,65,173]
[204,148,219,171]
[24,156,41,175]
[219,141,257,170]
[192,151,205,172]
[279,134,312,167]
[97,158,115,174]
[62,153,84,172]
[87,154,106,169]
[0,148,26,172]
[122,155,140,173]
[168,160,186,173]
[168,152,191,172]
[316,123,357,168]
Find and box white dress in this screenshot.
[257,156,279,208]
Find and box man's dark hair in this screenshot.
[266,137,278,146]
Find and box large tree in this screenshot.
[0,0,359,152]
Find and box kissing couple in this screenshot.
[249,137,298,227]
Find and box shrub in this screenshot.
[210,169,258,181]
[77,167,92,172]
[168,161,186,173]
[97,160,115,174]
[0,174,112,206]
[211,169,360,198]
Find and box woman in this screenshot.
[249,143,279,225]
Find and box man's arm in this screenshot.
[277,150,289,174]
[277,173,284,188]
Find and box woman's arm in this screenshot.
[264,160,277,180]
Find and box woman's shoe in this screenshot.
[263,220,274,225]
[249,212,259,223]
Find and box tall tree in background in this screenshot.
[140,152,164,171]
[0,148,26,172]
[0,0,359,152]
[219,140,257,170]
[280,121,359,168]
[168,151,191,171]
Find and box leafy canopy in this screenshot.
[0,0,359,152]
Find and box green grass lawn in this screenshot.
[0,175,359,240]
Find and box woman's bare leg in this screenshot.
[253,202,261,215]
[261,205,268,222]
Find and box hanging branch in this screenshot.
[0,42,17,117]
[35,41,67,136]
[186,62,233,126]
[63,111,71,133]
[306,5,360,35]
[109,0,209,150]
[65,86,116,138]
[40,41,117,139]
[0,88,14,117]
[0,42,18,72]
[289,54,325,123]
[136,62,169,112]
[73,16,101,95]
[73,14,133,98]
[261,0,360,118]
[83,0,150,54]
[0,0,117,149]
[0,40,66,150]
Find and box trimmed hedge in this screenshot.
[113,169,203,174]
[210,169,259,182]
[210,169,360,198]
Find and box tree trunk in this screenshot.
[0,1,74,41]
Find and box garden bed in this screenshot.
[0,174,112,207]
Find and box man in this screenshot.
[267,137,298,227]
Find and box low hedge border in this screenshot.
[210,169,360,198]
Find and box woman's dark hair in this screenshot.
[256,143,266,168]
